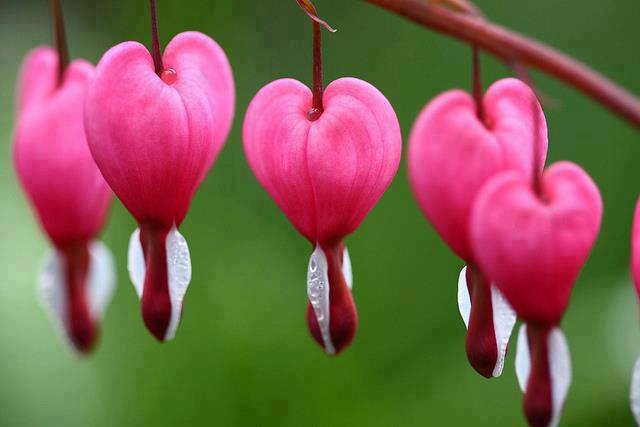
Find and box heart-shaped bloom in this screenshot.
[84,31,235,341]
[629,198,640,424]
[408,78,547,377]
[471,161,602,427]
[243,77,401,354]
[13,47,115,354]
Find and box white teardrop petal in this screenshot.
[548,327,571,427]
[515,324,530,392]
[163,226,192,341]
[307,245,335,355]
[491,284,517,377]
[342,247,353,291]
[86,240,116,321]
[38,249,67,336]
[127,228,144,299]
[457,266,471,328]
[630,356,640,425]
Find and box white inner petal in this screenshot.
[38,248,67,338]
[514,324,572,427]
[127,228,144,299]
[342,247,353,291]
[164,226,192,341]
[457,266,471,328]
[548,327,571,427]
[126,226,192,341]
[86,240,116,321]
[491,285,517,378]
[515,324,530,392]
[630,356,640,425]
[38,240,116,351]
[307,246,335,355]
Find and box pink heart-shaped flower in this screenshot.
[13,47,114,354]
[84,31,235,341]
[243,77,401,354]
[470,161,602,326]
[409,77,545,378]
[409,77,547,262]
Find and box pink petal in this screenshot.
[14,54,111,246]
[470,162,602,325]
[408,78,547,262]
[243,77,401,243]
[85,32,234,227]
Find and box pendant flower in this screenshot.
[84,3,235,341]
[243,2,401,355]
[243,77,401,354]
[629,198,640,424]
[408,75,547,377]
[13,46,114,354]
[471,161,602,426]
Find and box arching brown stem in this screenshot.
[362,0,640,130]
[48,0,69,86]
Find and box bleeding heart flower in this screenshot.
[408,76,547,377]
[471,161,602,427]
[13,46,115,354]
[243,76,401,354]
[84,26,235,341]
[629,198,640,424]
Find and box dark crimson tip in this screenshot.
[139,225,172,342]
[306,243,358,355]
[523,325,553,427]
[60,242,98,354]
[465,267,498,378]
[306,298,357,355]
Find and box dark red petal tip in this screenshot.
[523,325,553,427]
[60,242,98,354]
[465,268,498,378]
[139,224,172,342]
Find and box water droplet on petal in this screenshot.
[307,246,335,355]
[161,68,177,85]
[164,226,192,341]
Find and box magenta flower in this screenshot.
[243,2,400,355]
[408,76,547,377]
[471,160,602,426]
[630,199,640,423]
[13,46,114,354]
[84,3,235,341]
[243,77,401,354]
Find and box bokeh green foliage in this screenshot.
[1,1,639,425]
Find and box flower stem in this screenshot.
[309,20,324,120]
[295,0,336,121]
[472,45,484,123]
[149,0,164,75]
[48,0,69,86]
[362,0,640,130]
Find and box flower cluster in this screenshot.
[12,1,631,426]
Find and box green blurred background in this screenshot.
[1,1,639,425]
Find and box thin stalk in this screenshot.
[49,0,69,86]
[472,45,484,123]
[149,0,163,75]
[309,20,324,120]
